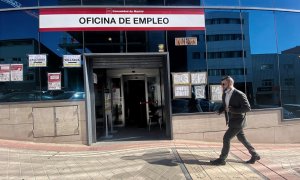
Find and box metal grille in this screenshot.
[90,54,164,69]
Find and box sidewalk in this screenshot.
[0,139,299,179]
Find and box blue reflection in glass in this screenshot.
[203,0,239,6]
[246,11,277,54]
[275,12,300,52]
[40,0,81,6]
[239,0,274,8]
[0,11,38,40]
[0,0,37,9]
[274,0,300,10]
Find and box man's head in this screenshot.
[221,76,234,91]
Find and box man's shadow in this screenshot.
[121,151,245,167]
[121,150,179,166]
[181,154,245,165]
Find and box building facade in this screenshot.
[1,0,300,145]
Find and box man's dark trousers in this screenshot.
[219,127,258,160]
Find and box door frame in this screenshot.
[83,53,172,145]
[106,69,161,128]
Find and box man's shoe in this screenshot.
[246,155,260,164]
[210,158,226,165]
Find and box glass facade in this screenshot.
[1,1,300,119]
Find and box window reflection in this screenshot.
[239,0,274,8]
[126,31,147,52]
[0,0,37,9]
[125,0,164,5]
[169,28,207,112]
[38,31,84,100]
[0,10,39,102]
[203,0,238,6]
[82,0,123,5]
[39,0,81,6]
[147,31,166,52]
[166,0,200,6]
[205,9,249,106]
[275,12,300,119]
[83,31,124,53]
[274,0,300,10]
[242,10,279,110]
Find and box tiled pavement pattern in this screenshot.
[0,139,299,179]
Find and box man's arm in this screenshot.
[229,91,251,114]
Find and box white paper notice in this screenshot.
[174,85,190,98]
[93,73,97,84]
[172,73,190,85]
[0,64,10,82]
[63,55,81,67]
[194,85,206,99]
[191,72,207,85]
[28,54,47,67]
[48,73,61,90]
[210,85,223,101]
[10,64,23,81]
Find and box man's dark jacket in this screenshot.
[218,89,251,128]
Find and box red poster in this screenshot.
[48,72,61,90]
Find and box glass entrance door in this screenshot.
[123,74,147,128]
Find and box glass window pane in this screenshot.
[39,0,81,6]
[126,31,147,52]
[166,0,200,6]
[205,9,249,107]
[0,10,39,102]
[169,29,206,113]
[203,0,239,6]
[82,0,123,5]
[126,31,165,52]
[84,31,124,53]
[0,0,37,9]
[239,0,274,8]
[242,10,278,109]
[274,0,300,10]
[275,11,300,119]
[39,31,84,100]
[125,0,164,5]
[148,31,166,52]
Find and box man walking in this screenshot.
[210,76,260,165]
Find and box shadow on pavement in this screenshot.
[121,150,179,166]
[121,150,246,167]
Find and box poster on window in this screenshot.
[48,72,61,90]
[175,37,197,46]
[210,85,223,101]
[63,55,81,67]
[93,73,97,84]
[104,92,112,113]
[172,72,190,85]
[194,85,206,99]
[28,54,47,67]
[173,85,191,98]
[0,64,10,82]
[191,72,207,85]
[10,64,23,81]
